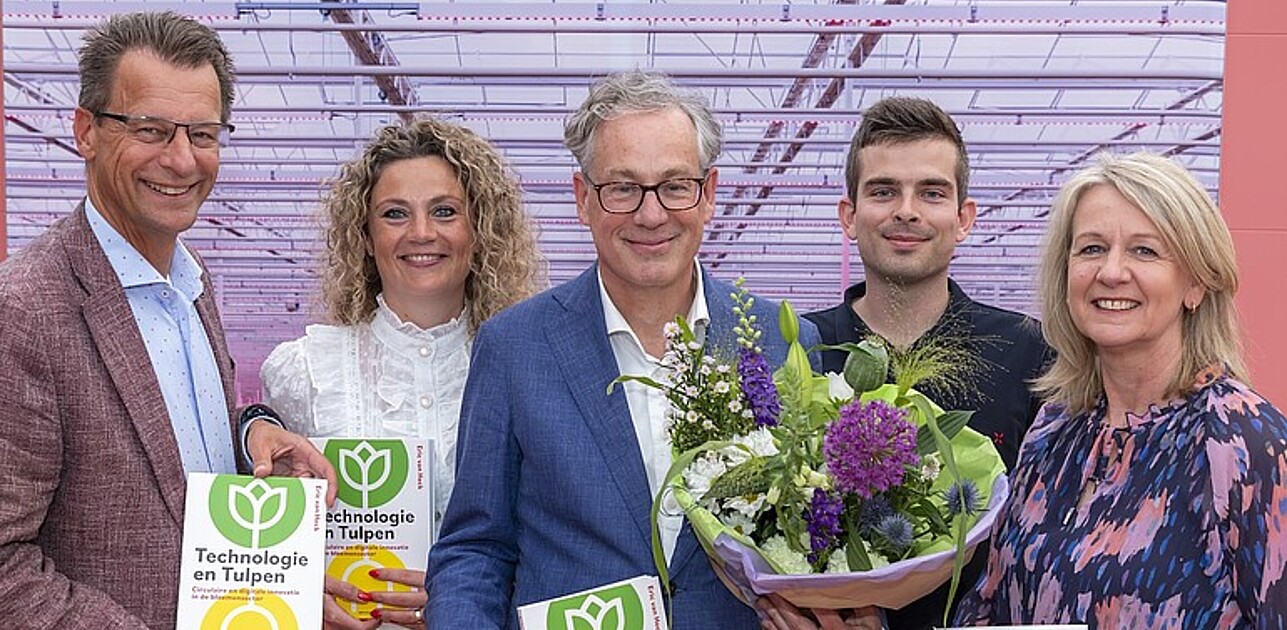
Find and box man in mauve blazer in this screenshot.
[0,13,333,629]
[0,206,235,628]
[427,70,820,628]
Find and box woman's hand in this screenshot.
[322,575,382,630]
[367,567,428,628]
[756,594,883,630]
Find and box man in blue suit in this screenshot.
[426,70,819,628]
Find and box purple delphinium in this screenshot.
[804,488,844,564]
[738,348,781,427]
[824,399,919,498]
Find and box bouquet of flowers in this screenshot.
[616,281,1007,624]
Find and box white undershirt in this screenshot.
[598,262,709,564]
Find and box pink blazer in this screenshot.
[0,206,239,629]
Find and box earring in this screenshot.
[1184,301,1198,313]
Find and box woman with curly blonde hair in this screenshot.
[261,117,542,629]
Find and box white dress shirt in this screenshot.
[85,198,235,474]
[260,295,471,536]
[598,263,708,563]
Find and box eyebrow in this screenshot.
[861,176,955,189]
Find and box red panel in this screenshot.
[1223,0,1287,401]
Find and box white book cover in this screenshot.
[517,575,668,630]
[313,437,433,622]
[176,472,327,630]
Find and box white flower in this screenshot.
[699,364,713,376]
[724,494,767,520]
[683,453,729,501]
[734,427,780,458]
[713,381,730,394]
[684,385,699,397]
[687,341,702,351]
[685,410,699,423]
[760,535,812,575]
[663,322,681,338]
[825,372,855,401]
[716,364,731,374]
[919,453,942,483]
[727,399,743,414]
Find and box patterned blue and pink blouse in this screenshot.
[955,366,1287,628]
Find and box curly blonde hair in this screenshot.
[1034,152,1245,414]
[320,117,543,332]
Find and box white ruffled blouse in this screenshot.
[260,295,471,529]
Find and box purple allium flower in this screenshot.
[875,514,914,554]
[824,399,919,498]
[804,488,844,564]
[857,495,895,537]
[738,348,781,427]
[945,478,982,517]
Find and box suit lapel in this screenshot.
[65,207,187,526]
[544,268,656,550]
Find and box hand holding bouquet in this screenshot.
[616,281,1007,625]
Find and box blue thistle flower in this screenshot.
[944,479,982,517]
[857,496,895,537]
[875,514,914,555]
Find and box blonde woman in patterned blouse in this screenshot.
[261,118,542,629]
[955,152,1287,628]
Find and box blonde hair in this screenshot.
[1035,152,1245,413]
[320,117,543,332]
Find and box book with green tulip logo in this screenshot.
[517,575,668,630]
[176,473,327,630]
[313,437,433,623]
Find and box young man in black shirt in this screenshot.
[761,97,1052,630]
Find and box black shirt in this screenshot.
[805,279,1053,630]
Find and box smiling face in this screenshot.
[366,156,475,321]
[574,107,716,300]
[1066,183,1205,364]
[840,138,976,290]
[73,50,222,272]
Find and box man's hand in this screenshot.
[756,594,883,630]
[246,421,338,506]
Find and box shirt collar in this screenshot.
[84,197,204,299]
[599,259,710,339]
[370,293,471,357]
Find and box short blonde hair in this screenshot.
[1035,152,1245,413]
[320,118,544,332]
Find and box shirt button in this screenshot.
[419,396,433,408]
[419,346,431,357]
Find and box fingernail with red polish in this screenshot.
[368,569,381,579]
[356,591,373,602]
[370,608,383,619]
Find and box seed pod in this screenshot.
[843,340,889,394]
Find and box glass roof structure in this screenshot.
[3,0,1226,397]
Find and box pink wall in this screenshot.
[1223,0,1287,402]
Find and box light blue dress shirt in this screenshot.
[85,199,236,474]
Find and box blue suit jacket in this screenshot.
[427,266,820,628]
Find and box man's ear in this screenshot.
[956,197,978,242]
[73,107,97,161]
[837,196,858,240]
[573,172,592,227]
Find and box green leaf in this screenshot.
[843,508,872,571]
[915,410,973,455]
[606,374,667,395]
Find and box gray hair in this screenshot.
[79,11,236,123]
[564,70,723,173]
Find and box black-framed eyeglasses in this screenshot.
[93,111,234,149]
[583,174,708,214]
